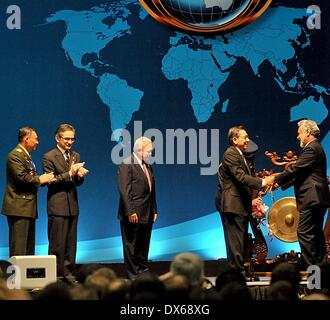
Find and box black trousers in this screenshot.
[120,221,153,280]
[7,216,35,257]
[298,206,327,266]
[48,215,78,277]
[220,212,248,273]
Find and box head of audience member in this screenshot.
[0,279,31,300]
[76,263,104,284]
[133,136,153,163]
[303,293,330,300]
[90,267,117,282]
[218,282,253,301]
[215,265,247,292]
[104,279,131,301]
[0,260,12,280]
[18,127,38,153]
[228,125,249,152]
[270,262,301,293]
[269,280,298,300]
[129,272,165,300]
[169,252,204,289]
[85,274,111,299]
[162,274,190,300]
[33,281,71,301]
[69,284,99,300]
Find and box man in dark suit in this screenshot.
[2,127,55,257]
[118,136,158,280]
[273,119,330,266]
[216,126,273,274]
[43,124,89,281]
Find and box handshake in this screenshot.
[263,174,279,193]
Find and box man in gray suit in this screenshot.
[2,127,55,257]
[216,126,273,274]
[43,124,89,281]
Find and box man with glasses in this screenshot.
[118,136,158,280]
[43,124,89,283]
[2,127,55,257]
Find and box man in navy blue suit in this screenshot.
[273,119,330,266]
[118,136,158,280]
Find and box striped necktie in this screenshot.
[64,150,70,166]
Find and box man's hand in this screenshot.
[264,175,275,187]
[153,213,158,222]
[39,172,55,185]
[128,213,139,223]
[252,197,262,207]
[77,167,89,179]
[69,162,85,177]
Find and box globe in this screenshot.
[163,0,251,27]
[139,0,273,32]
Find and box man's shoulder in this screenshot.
[43,148,60,158]
[8,145,26,159]
[121,155,134,165]
[224,146,238,157]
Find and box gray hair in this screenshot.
[133,136,152,153]
[170,252,204,287]
[298,119,320,137]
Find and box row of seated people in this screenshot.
[0,252,329,301]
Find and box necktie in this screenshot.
[30,158,36,171]
[142,162,152,192]
[64,151,70,166]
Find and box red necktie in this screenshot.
[142,163,152,192]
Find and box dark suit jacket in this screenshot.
[118,154,157,224]
[2,145,41,218]
[43,148,84,216]
[275,139,330,211]
[216,146,263,216]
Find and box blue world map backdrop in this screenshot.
[0,0,329,262]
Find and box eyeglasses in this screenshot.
[60,136,75,142]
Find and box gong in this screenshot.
[268,197,299,242]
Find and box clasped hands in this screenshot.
[70,162,89,178]
[263,174,279,193]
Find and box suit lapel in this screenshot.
[232,146,251,175]
[131,154,151,190]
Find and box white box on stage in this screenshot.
[8,255,57,289]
